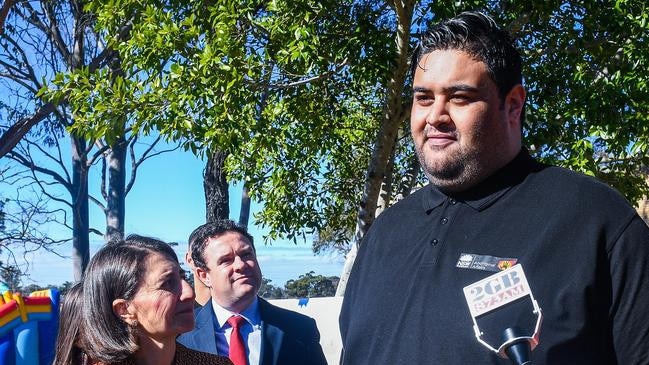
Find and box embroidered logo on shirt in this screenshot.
[455,253,518,272]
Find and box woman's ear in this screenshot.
[113,298,138,326]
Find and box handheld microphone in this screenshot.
[463,264,542,364]
[501,327,532,365]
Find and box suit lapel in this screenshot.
[194,300,220,355]
[260,299,284,365]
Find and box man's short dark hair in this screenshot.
[189,220,255,271]
[411,11,522,102]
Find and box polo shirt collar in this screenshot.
[423,184,446,212]
[423,148,537,212]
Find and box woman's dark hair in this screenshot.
[81,234,179,364]
[53,282,88,365]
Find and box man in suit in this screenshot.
[178,220,328,365]
[185,239,210,308]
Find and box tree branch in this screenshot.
[7,149,72,191]
[0,0,14,35]
[0,102,56,158]
[248,58,348,90]
[100,156,108,202]
[0,33,44,90]
[88,193,105,212]
[0,20,132,159]
[0,71,38,94]
[125,135,179,194]
[42,0,72,66]
[87,140,110,166]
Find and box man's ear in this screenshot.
[196,267,211,288]
[113,298,137,326]
[505,84,526,127]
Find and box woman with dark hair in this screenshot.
[53,282,95,365]
[82,234,233,365]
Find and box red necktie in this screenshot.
[227,315,248,365]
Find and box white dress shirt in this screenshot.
[212,297,262,365]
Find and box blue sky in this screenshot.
[0,9,345,289]
[6,141,344,288]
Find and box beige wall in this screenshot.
[269,296,343,365]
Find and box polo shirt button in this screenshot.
[450,199,457,205]
[441,217,448,224]
[431,238,439,245]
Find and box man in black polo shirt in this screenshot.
[339,11,649,365]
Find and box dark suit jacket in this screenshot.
[178,298,328,365]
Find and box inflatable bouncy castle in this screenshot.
[0,288,59,365]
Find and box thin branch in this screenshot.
[31,172,72,208]
[0,20,132,159]
[125,135,179,194]
[0,57,30,80]
[0,70,37,93]
[137,137,179,165]
[87,140,110,166]
[99,156,108,202]
[24,138,64,167]
[20,136,73,190]
[126,136,139,195]
[0,33,43,89]
[7,149,72,191]
[247,58,349,90]
[42,0,72,66]
[51,133,72,183]
[89,227,103,236]
[14,2,49,37]
[88,193,106,211]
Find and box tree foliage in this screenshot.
[39,0,649,292]
[499,0,649,200]
[0,261,22,291]
[0,0,177,279]
[285,271,339,298]
[259,272,340,299]
[258,277,286,299]
[50,0,386,248]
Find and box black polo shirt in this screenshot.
[340,149,649,364]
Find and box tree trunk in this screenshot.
[638,172,649,224]
[375,145,396,218]
[239,183,251,228]
[336,0,415,296]
[638,197,649,224]
[191,149,230,305]
[395,151,420,202]
[204,150,230,222]
[105,136,127,242]
[71,135,90,281]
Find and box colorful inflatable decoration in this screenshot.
[0,288,59,365]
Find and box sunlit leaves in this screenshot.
[42,0,649,252]
[516,0,649,200]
